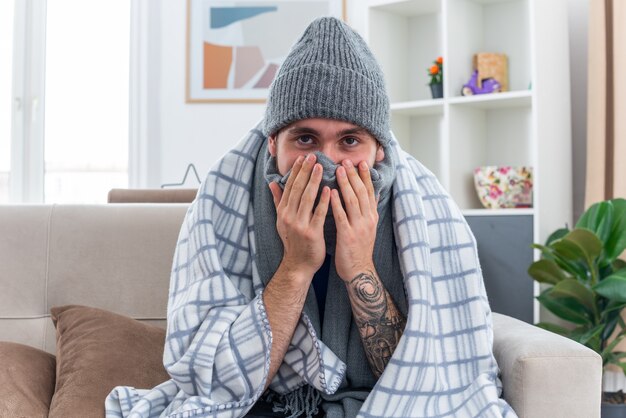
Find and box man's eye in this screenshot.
[343,137,359,146]
[297,135,314,145]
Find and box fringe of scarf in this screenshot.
[264,385,322,418]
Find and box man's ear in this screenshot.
[268,135,278,157]
[375,144,385,162]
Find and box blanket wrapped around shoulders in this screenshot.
[105,124,518,418]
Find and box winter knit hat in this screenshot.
[262,16,391,146]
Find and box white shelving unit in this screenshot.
[366,0,573,324]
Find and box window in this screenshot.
[44,0,130,203]
[0,0,14,203]
[3,0,131,204]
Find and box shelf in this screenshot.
[447,0,531,94]
[390,99,444,116]
[368,0,572,326]
[447,90,532,109]
[368,0,442,102]
[368,0,440,15]
[462,208,535,217]
[390,91,531,113]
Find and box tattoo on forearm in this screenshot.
[347,270,407,378]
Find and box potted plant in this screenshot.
[528,198,626,417]
[427,56,443,99]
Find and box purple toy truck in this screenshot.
[461,69,502,95]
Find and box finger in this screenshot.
[297,162,323,221]
[358,161,377,209]
[280,155,305,207]
[288,153,317,215]
[330,188,349,228]
[268,182,282,208]
[311,186,330,229]
[336,164,360,221]
[343,159,371,216]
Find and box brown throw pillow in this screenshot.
[0,341,56,418]
[48,305,171,418]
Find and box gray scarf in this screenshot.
[263,148,394,256]
[252,137,407,418]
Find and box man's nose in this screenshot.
[318,145,341,165]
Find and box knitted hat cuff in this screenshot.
[262,62,391,146]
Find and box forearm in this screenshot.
[262,261,311,391]
[344,267,406,378]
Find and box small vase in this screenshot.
[430,83,443,99]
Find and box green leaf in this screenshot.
[577,201,612,244]
[550,279,596,312]
[535,322,571,337]
[534,243,589,281]
[606,199,626,260]
[607,352,626,363]
[552,238,585,261]
[601,334,626,362]
[528,259,571,285]
[589,336,603,353]
[578,199,626,264]
[545,227,570,246]
[550,229,602,278]
[612,361,626,375]
[536,290,592,325]
[550,250,591,282]
[601,309,622,341]
[577,323,605,345]
[605,199,626,261]
[567,325,603,352]
[534,229,604,283]
[565,229,603,261]
[614,259,626,272]
[619,312,626,329]
[605,353,626,369]
[532,243,550,252]
[603,300,626,314]
[593,270,626,302]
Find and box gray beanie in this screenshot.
[262,16,391,146]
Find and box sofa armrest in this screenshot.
[492,312,602,418]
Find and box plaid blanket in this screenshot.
[105,124,518,418]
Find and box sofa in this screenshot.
[0,204,602,417]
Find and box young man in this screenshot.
[264,118,406,379]
[106,16,517,418]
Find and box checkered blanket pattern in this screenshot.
[105,125,518,418]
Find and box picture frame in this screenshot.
[186,0,347,103]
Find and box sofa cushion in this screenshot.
[0,341,56,417]
[48,305,171,418]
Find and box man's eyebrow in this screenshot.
[338,127,369,136]
[286,126,320,136]
[287,126,370,137]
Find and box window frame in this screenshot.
[10,0,46,203]
[9,0,144,203]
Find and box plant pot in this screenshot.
[430,83,443,99]
[602,402,626,417]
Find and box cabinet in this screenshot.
[366,0,572,323]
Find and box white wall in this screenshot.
[152,0,368,188]
[151,0,588,208]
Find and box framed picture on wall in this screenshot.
[186,0,346,103]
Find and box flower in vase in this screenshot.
[427,57,443,85]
